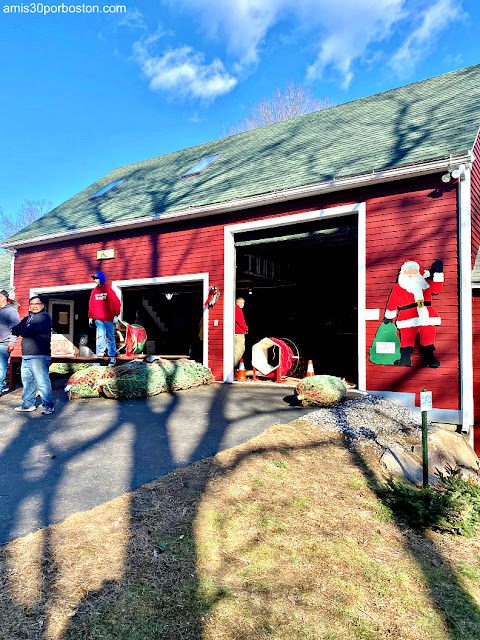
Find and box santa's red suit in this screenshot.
[384,260,444,368]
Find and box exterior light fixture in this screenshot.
[451,164,466,181]
[165,293,173,301]
[441,164,466,183]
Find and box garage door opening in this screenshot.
[121,282,204,361]
[39,289,94,352]
[234,214,358,383]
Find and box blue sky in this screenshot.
[0,0,478,221]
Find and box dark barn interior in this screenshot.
[122,282,204,361]
[235,214,358,382]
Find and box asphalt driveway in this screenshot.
[0,379,315,544]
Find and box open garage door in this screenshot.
[234,214,358,383]
[121,282,204,361]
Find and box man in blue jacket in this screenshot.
[11,295,55,414]
[0,289,20,397]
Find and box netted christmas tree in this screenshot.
[65,359,213,400]
[295,375,348,407]
[65,366,105,400]
[50,362,90,377]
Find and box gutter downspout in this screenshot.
[458,163,474,445]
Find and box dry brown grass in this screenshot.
[1,420,480,640]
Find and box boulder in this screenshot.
[381,444,438,487]
[412,427,479,478]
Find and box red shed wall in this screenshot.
[473,295,480,454]
[471,132,480,267]
[365,181,459,411]
[471,132,480,452]
[12,174,460,408]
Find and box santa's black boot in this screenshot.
[394,346,413,366]
[420,344,441,368]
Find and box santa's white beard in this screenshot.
[398,272,429,298]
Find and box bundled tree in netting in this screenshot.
[65,359,214,400]
[65,366,105,400]
[50,362,90,377]
[295,375,348,407]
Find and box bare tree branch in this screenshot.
[223,81,335,136]
[0,199,52,244]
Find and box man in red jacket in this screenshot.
[234,297,248,368]
[88,272,121,364]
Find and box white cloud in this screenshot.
[134,0,464,100]
[176,0,408,88]
[390,0,464,76]
[173,0,281,67]
[133,40,237,101]
[115,7,146,31]
[304,0,406,88]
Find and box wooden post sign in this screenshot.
[420,389,432,487]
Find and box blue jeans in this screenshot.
[21,357,54,410]
[0,345,9,388]
[95,320,116,357]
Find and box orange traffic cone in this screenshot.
[306,360,315,377]
[237,359,247,381]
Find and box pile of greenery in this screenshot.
[49,362,90,377]
[380,467,480,537]
[65,365,104,400]
[295,374,348,407]
[65,359,213,400]
[102,358,213,399]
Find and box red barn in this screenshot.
[3,64,480,452]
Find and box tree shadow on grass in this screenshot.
[59,429,344,640]
[332,400,480,640]
[58,404,480,640]
[0,378,314,639]
[2,380,478,640]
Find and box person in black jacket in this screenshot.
[11,295,55,414]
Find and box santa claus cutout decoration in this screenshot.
[370,259,444,368]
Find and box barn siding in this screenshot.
[471,132,480,267]
[12,174,460,406]
[364,179,459,410]
[473,294,480,454]
[471,132,480,453]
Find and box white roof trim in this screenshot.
[1,151,473,250]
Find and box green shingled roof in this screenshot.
[5,64,480,245]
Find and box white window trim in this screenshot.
[111,273,210,367]
[8,249,16,293]
[30,282,95,297]
[224,203,367,385]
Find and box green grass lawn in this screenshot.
[1,420,479,640]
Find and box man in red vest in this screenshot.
[383,259,443,367]
[234,297,248,368]
[88,272,121,365]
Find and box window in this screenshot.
[182,154,220,178]
[89,179,124,200]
